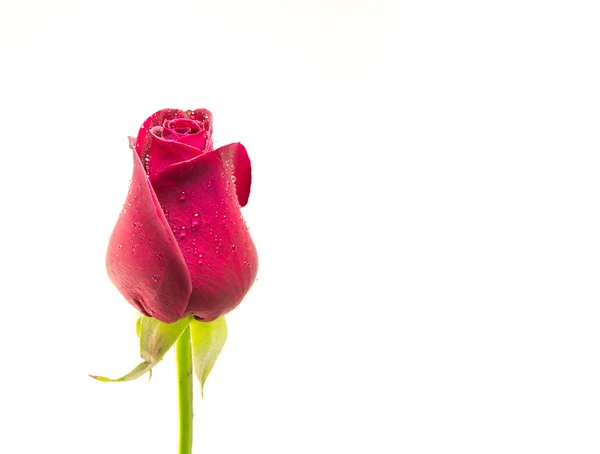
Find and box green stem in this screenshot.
[176,325,193,454]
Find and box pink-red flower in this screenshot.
[106,109,258,323]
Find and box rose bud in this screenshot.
[106,108,258,323]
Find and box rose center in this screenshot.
[151,119,204,141]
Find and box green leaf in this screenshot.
[190,316,227,397]
[91,315,192,382]
[135,315,142,338]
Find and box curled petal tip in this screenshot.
[127,136,137,151]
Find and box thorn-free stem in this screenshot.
[176,325,193,454]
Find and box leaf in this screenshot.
[91,315,191,382]
[190,316,227,397]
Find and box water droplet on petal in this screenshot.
[179,226,187,240]
[191,213,200,231]
[118,244,123,249]
[152,274,158,283]
[180,191,187,202]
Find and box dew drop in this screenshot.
[191,213,200,231]
[180,191,187,202]
[231,244,236,250]
[179,226,187,240]
[152,274,158,283]
[118,244,123,249]
[157,252,163,259]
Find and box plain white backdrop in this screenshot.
[1,0,600,452]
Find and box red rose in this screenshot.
[106,108,258,323]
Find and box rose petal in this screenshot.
[152,145,258,321]
[128,136,137,150]
[160,129,207,151]
[106,149,193,323]
[218,143,252,207]
[187,108,213,149]
[146,129,206,181]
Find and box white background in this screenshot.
[1,0,600,452]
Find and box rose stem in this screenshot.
[176,324,193,454]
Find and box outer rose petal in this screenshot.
[152,143,258,321]
[225,142,252,207]
[106,149,193,323]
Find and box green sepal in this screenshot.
[135,315,142,338]
[190,316,227,397]
[91,315,192,382]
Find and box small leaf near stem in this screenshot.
[190,316,228,397]
[90,315,192,382]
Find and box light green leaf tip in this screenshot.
[190,316,227,397]
[90,315,192,383]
